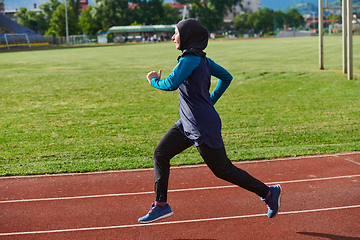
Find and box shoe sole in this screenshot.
[138,211,173,224]
[271,184,282,218]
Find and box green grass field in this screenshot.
[0,36,359,176]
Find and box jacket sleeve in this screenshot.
[150,55,201,91]
[208,58,233,105]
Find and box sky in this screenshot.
[6,0,319,11]
[5,0,96,10]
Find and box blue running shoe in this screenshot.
[261,185,282,218]
[138,203,173,223]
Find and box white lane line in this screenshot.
[345,158,360,166]
[1,152,358,179]
[0,205,359,236]
[1,174,359,204]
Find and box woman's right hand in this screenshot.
[147,70,162,83]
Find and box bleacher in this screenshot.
[0,14,50,48]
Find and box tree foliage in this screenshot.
[162,3,182,25]
[233,7,304,34]
[177,0,240,32]
[132,0,164,25]
[15,7,48,35]
[232,12,250,31]
[79,5,104,35]
[93,0,132,29]
[40,0,61,20]
[15,0,181,37]
[327,13,341,24]
[273,10,286,30]
[252,7,274,33]
[16,0,241,36]
[91,0,180,30]
[49,3,80,36]
[14,0,305,38]
[68,0,81,17]
[285,8,304,28]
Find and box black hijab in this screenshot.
[176,18,209,60]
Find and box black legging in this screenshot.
[154,125,269,202]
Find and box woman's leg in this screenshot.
[154,125,193,202]
[196,143,269,198]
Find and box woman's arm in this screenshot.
[147,55,201,91]
[208,58,233,105]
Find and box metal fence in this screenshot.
[46,35,98,45]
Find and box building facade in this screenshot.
[224,0,261,23]
[0,0,4,15]
[243,0,261,14]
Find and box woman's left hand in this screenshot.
[147,70,162,83]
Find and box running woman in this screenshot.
[138,19,281,223]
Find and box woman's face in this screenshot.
[172,27,181,50]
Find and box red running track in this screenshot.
[0,152,359,239]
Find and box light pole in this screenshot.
[64,0,69,45]
[347,0,353,80]
[342,0,347,74]
[319,0,324,70]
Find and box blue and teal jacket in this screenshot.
[150,54,233,149]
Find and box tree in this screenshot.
[132,0,165,25]
[79,5,92,35]
[40,0,61,21]
[79,5,103,35]
[161,3,182,24]
[189,1,224,31]
[40,0,61,35]
[15,7,48,35]
[92,0,180,30]
[233,12,250,32]
[273,10,286,31]
[252,7,274,33]
[177,0,241,32]
[234,8,305,34]
[49,3,80,36]
[285,9,304,29]
[93,0,132,29]
[327,13,341,25]
[68,0,81,17]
